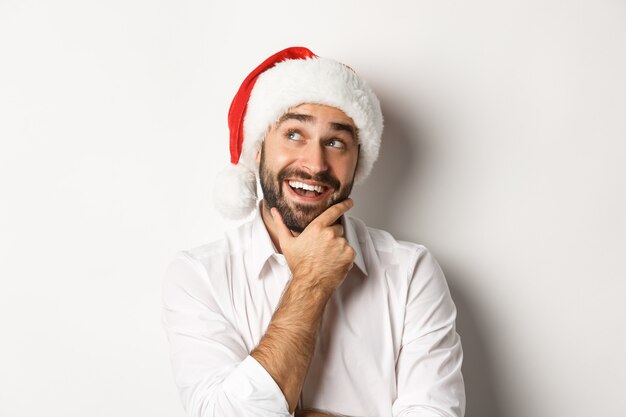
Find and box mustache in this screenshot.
[277,168,340,191]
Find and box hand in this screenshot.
[272,199,356,293]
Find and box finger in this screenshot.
[271,207,294,243]
[313,198,353,227]
[330,224,344,237]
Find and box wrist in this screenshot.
[289,270,336,302]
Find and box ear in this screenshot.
[353,144,361,176]
[255,141,264,164]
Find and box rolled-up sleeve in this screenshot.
[162,252,291,417]
[392,247,466,417]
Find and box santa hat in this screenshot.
[214,46,384,219]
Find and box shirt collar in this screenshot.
[248,206,368,280]
[342,214,368,277]
[248,208,279,280]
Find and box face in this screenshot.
[258,103,359,232]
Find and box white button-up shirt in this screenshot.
[163,210,465,417]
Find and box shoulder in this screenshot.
[164,220,254,286]
[345,215,441,281]
[347,215,429,260]
[162,219,257,313]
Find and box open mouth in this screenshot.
[285,179,332,200]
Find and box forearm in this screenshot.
[252,274,333,412]
[254,201,355,413]
[163,254,293,417]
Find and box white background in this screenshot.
[1,1,625,416]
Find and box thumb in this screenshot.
[271,207,294,245]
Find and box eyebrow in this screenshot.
[277,112,357,141]
[277,112,314,124]
[330,122,357,140]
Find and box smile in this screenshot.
[284,179,333,201]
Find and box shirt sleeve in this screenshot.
[162,252,292,417]
[392,247,466,417]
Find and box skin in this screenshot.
[250,104,360,416]
[257,103,360,236]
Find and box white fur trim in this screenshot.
[241,57,383,184]
[213,164,257,219]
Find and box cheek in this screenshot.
[336,154,359,183]
[273,152,294,166]
[264,143,298,171]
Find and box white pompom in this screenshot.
[213,164,258,219]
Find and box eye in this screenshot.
[326,139,346,149]
[286,130,302,141]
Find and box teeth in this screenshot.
[288,181,324,193]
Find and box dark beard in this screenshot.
[259,146,353,233]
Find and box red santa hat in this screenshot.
[214,46,384,219]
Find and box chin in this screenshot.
[282,195,347,232]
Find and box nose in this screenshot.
[300,141,328,174]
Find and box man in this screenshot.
[163,47,465,417]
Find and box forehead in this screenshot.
[280,103,355,126]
